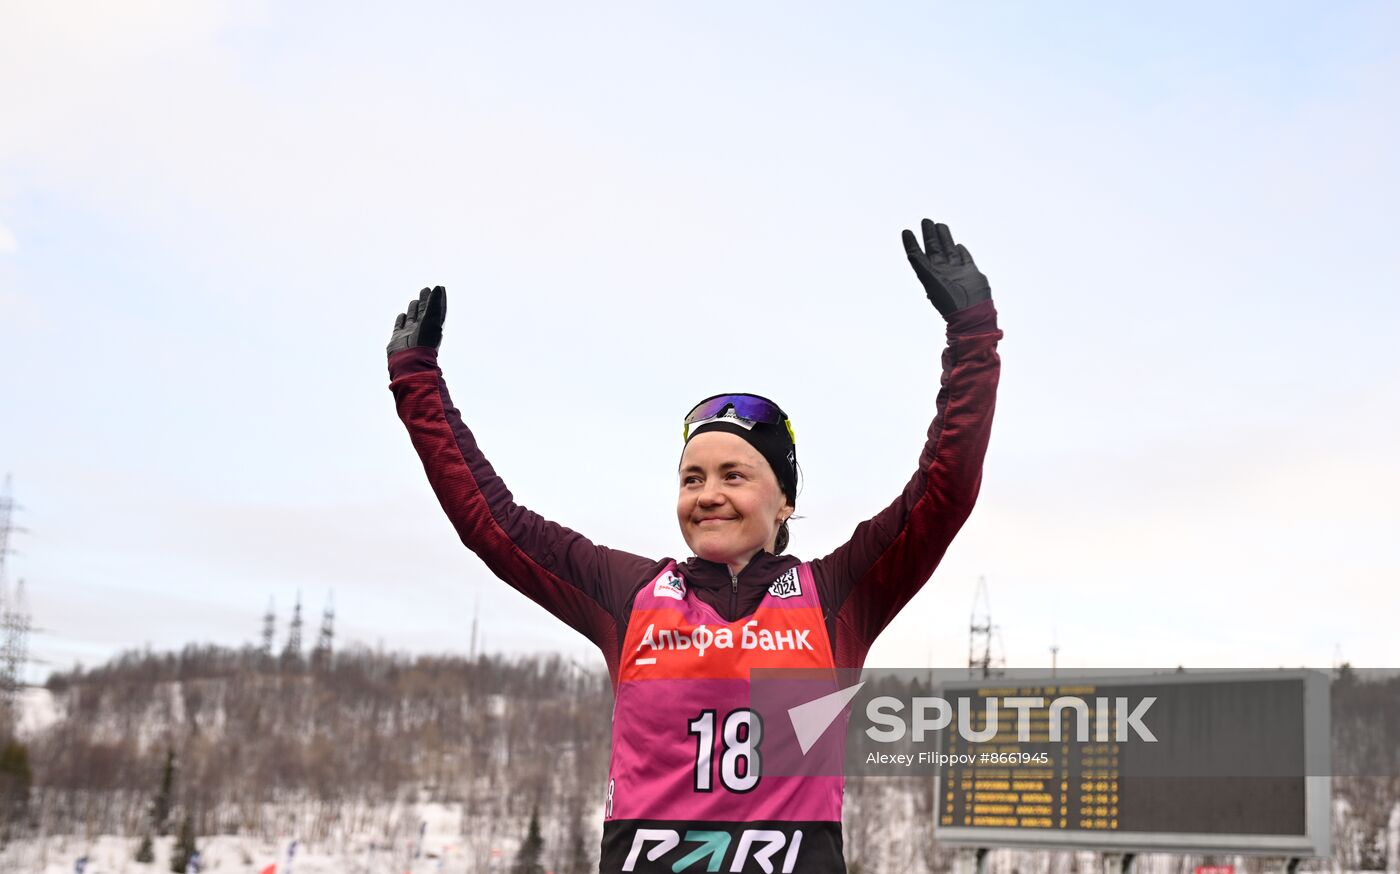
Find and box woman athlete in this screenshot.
[386,218,1002,873]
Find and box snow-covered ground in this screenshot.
[0,802,532,874]
[0,833,484,874]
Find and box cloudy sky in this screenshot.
[2,1,1396,683]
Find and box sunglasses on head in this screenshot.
[683,393,795,444]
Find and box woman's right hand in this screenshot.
[387,285,447,356]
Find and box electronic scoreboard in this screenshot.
[930,670,1330,856]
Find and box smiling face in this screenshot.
[677,431,793,573]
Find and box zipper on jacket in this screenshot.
[730,572,738,616]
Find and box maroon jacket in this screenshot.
[388,300,1001,684]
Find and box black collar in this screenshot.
[679,551,799,592]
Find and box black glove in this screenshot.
[387,286,447,356]
[901,219,992,318]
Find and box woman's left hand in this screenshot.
[901,218,992,318]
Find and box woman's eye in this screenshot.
[726,472,744,480]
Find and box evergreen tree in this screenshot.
[512,805,545,874]
[0,739,32,839]
[152,748,175,836]
[170,812,197,873]
[135,834,155,863]
[564,806,590,874]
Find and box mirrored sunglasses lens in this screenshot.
[727,396,782,423]
[685,396,735,423]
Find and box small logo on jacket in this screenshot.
[767,568,801,599]
[654,572,685,600]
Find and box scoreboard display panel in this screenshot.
[930,670,1330,856]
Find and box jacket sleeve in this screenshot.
[810,300,1002,666]
[388,346,665,677]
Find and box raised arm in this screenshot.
[386,287,664,678]
[810,222,1003,667]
